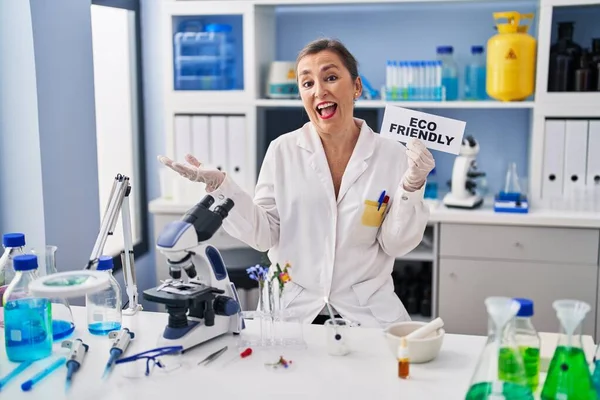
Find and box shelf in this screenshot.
[410,314,434,323]
[254,0,529,5]
[255,98,535,109]
[537,93,600,117]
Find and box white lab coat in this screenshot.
[210,118,430,328]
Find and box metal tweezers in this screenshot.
[197,346,228,366]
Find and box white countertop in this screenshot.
[1,306,487,400]
[149,197,600,229]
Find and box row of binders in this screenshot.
[164,115,250,203]
[542,119,600,211]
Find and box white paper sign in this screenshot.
[380,105,467,155]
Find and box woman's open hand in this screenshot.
[158,154,225,192]
[402,139,435,192]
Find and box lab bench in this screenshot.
[149,197,600,339]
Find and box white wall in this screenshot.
[0,1,47,260]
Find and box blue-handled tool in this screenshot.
[103,328,135,378]
[21,357,66,392]
[62,339,89,389]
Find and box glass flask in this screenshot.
[591,342,600,396]
[465,297,533,400]
[541,300,597,400]
[33,245,75,340]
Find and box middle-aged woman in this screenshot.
[158,38,435,329]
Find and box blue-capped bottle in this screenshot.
[465,45,487,100]
[3,254,53,362]
[436,46,459,101]
[424,168,439,199]
[0,233,27,294]
[86,256,122,335]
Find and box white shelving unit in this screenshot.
[153,0,600,323]
[159,0,600,206]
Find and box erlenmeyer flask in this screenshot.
[36,246,76,340]
[541,300,597,400]
[466,297,533,400]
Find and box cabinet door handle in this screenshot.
[449,272,457,278]
[514,241,523,248]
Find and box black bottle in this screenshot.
[574,49,593,91]
[548,22,582,92]
[591,38,600,91]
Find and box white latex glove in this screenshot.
[402,138,436,192]
[157,154,225,192]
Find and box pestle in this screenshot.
[405,317,444,340]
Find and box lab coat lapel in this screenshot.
[336,119,375,204]
[297,123,336,202]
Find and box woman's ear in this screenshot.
[354,76,363,99]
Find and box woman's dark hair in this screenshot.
[296,38,359,81]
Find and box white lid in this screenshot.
[28,270,111,298]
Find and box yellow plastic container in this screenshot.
[486,12,537,102]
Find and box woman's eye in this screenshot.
[326,75,338,82]
[302,81,313,88]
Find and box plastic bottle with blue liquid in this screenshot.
[465,46,487,100]
[424,168,439,199]
[3,254,53,362]
[86,256,122,335]
[436,46,459,101]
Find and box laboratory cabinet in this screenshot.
[438,223,600,338]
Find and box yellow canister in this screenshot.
[486,12,537,102]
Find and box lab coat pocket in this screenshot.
[361,200,387,228]
[352,276,406,323]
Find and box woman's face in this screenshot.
[297,50,362,135]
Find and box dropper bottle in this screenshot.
[398,337,410,379]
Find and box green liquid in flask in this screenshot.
[498,347,540,392]
[465,381,534,400]
[541,346,597,400]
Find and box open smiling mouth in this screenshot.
[317,102,337,119]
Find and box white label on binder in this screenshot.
[380,105,466,154]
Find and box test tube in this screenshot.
[407,61,415,101]
[434,60,443,101]
[386,60,393,94]
[398,61,406,100]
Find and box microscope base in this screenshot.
[443,193,483,209]
[157,316,232,352]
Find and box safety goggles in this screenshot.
[115,346,185,379]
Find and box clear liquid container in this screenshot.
[0,233,27,327]
[436,46,459,101]
[33,245,75,341]
[502,298,540,393]
[86,256,122,335]
[465,45,487,100]
[465,297,533,400]
[3,254,53,362]
[541,300,596,400]
[424,167,439,199]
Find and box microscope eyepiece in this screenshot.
[199,195,215,209]
[213,198,234,219]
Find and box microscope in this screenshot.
[143,195,243,351]
[443,135,486,209]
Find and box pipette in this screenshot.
[103,328,135,378]
[62,339,89,389]
[0,361,33,391]
[21,357,67,392]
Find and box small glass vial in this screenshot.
[86,256,122,335]
[3,254,53,362]
[398,337,410,379]
[513,298,541,392]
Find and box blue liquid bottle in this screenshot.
[0,233,27,327]
[3,254,53,362]
[86,256,122,335]
[424,168,439,199]
[436,46,459,101]
[465,45,487,100]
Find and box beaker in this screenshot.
[34,245,76,340]
[541,300,596,400]
[465,297,533,400]
[503,162,522,195]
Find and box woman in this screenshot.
[158,38,435,329]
